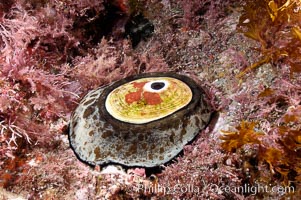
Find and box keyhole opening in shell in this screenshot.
[151,82,165,90]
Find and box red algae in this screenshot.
[125,81,163,105]
[1,0,301,199]
[132,81,147,89]
[125,91,142,104]
[237,0,301,77]
[125,81,146,104]
[143,92,162,105]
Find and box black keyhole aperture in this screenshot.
[151,82,165,90]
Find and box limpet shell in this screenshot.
[105,77,193,124]
[69,72,213,167]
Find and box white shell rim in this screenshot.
[105,77,193,124]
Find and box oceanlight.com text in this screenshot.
[135,182,295,196]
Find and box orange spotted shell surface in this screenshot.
[69,72,213,167]
[105,77,193,124]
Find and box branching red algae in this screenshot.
[237,0,301,77]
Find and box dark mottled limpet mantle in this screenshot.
[69,72,213,167]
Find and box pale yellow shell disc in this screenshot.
[105,77,193,124]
